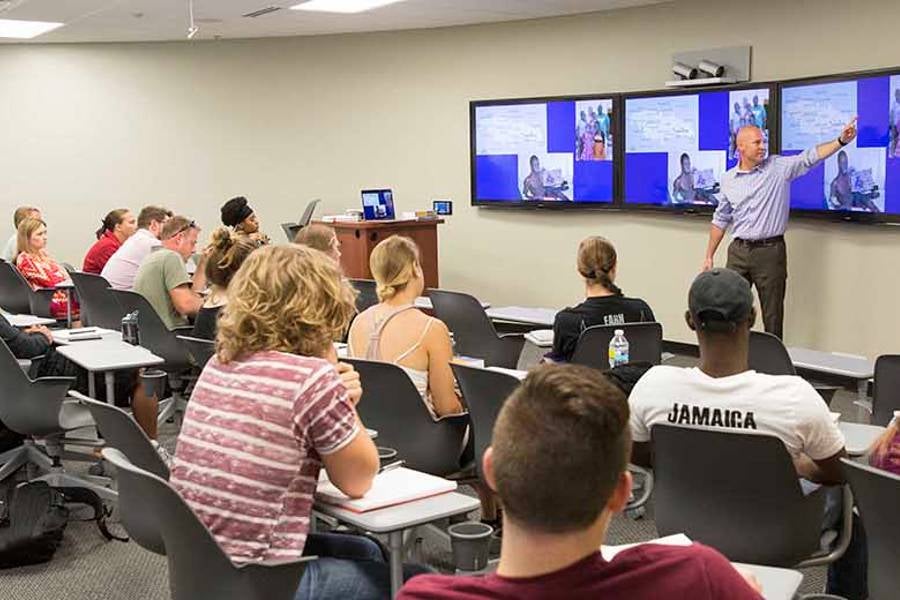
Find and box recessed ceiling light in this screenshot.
[0,18,64,39]
[290,0,407,14]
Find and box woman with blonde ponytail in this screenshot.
[348,235,463,419]
[550,236,655,362]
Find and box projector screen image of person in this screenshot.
[781,72,900,216]
[471,97,615,205]
[623,87,772,208]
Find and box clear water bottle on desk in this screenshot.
[608,329,629,369]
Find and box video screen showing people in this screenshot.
[781,75,900,214]
[624,88,771,207]
[473,97,615,204]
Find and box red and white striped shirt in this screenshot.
[170,350,358,562]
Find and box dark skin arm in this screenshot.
[793,448,847,486]
[631,441,653,469]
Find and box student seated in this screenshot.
[2,205,41,262]
[220,195,269,246]
[869,411,899,475]
[15,217,80,322]
[294,223,342,264]
[348,235,463,418]
[82,209,138,274]
[101,205,172,290]
[628,268,860,598]
[170,244,424,599]
[398,364,763,599]
[133,216,205,329]
[191,227,257,340]
[550,236,655,362]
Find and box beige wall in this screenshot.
[1,0,898,356]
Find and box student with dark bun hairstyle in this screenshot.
[550,237,655,362]
[191,227,258,340]
[82,208,137,274]
[220,195,269,246]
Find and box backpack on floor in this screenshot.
[0,480,69,568]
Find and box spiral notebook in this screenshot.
[315,467,456,513]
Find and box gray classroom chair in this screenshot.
[70,271,126,330]
[0,260,56,317]
[177,335,216,369]
[841,458,899,600]
[346,358,470,476]
[749,331,840,405]
[652,424,852,567]
[570,322,663,371]
[0,339,114,500]
[72,391,169,480]
[872,354,900,426]
[102,448,314,600]
[429,289,524,369]
[349,278,379,314]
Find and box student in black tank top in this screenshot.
[551,236,655,362]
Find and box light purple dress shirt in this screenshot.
[712,148,821,240]
[100,228,161,290]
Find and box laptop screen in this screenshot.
[361,189,395,221]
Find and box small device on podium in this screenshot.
[361,189,396,221]
[433,199,453,215]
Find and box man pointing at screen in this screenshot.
[702,118,858,339]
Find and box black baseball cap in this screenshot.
[689,268,753,331]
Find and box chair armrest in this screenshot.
[796,485,853,568]
[234,555,318,571]
[627,464,654,510]
[29,288,58,318]
[171,325,195,334]
[497,332,526,339]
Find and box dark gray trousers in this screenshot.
[726,237,787,339]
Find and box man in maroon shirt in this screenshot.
[399,364,763,600]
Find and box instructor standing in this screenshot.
[703,118,858,339]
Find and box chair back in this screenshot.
[70,271,125,330]
[841,458,900,600]
[349,278,379,313]
[450,364,520,481]
[0,260,32,314]
[748,331,796,376]
[571,322,663,371]
[110,289,193,371]
[177,335,216,369]
[346,358,468,476]
[73,391,169,480]
[652,424,826,566]
[429,289,523,368]
[102,448,312,600]
[280,223,301,242]
[873,355,900,426]
[0,338,75,436]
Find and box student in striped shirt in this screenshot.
[170,243,424,599]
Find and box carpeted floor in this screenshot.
[5,357,865,599]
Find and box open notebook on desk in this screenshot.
[316,467,456,513]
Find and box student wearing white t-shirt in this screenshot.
[629,267,846,483]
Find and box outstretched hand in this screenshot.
[839,117,858,145]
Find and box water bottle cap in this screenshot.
[614,329,624,336]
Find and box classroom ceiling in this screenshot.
[0,0,665,44]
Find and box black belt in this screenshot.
[734,235,784,247]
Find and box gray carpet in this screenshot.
[5,360,866,599]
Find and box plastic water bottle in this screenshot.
[608,329,630,368]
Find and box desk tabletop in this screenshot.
[787,347,874,378]
[415,296,491,311]
[52,327,122,345]
[315,491,479,533]
[839,421,885,456]
[485,306,557,327]
[2,311,57,328]
[732,562,803,600]
[57,339,164,371]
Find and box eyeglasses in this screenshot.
[175,220,197,236]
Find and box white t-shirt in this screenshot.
[2,232,17,262]
[629,366,845,460]
[101,228,160,290]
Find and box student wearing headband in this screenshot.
[220,195,269,246]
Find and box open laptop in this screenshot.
[361,189,396,221]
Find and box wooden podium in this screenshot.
[319,219,444,288]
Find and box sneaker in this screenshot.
[151,440,174,468]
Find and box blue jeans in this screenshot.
[296,532,430,600]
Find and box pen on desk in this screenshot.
[378,460,404,474]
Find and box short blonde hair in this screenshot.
[216,244,357,363]
[16,217,46,256]
[370,235,419,301]
[294,223,336,254]
[13,206,38,228]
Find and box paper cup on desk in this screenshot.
[448,522,493,573]
[140,369,168,400]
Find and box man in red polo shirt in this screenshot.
[399,364,762,600]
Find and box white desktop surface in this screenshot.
[732,562,803,600]
[415,297,490,311]
[52,328,122,345]
[2,311,56,328]
[57,339,164,372]
[839,421,885,456]
[787,347,874,378]
[316,491,479,533]
[485,306,557,327]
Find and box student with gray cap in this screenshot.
[220,196,269,246]
[627,268,866,599]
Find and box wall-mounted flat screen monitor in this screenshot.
[470,96,617,207]
[623,86,774,210]
[779,69,900,221]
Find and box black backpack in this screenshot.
[0,481,68,567]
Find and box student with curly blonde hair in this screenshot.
[348,235,463,419]
[171,244,425,599]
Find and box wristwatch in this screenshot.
[838,136,848,146]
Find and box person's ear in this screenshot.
[685,310,697,331]
[482,447,498,494]
[608,470,633,514]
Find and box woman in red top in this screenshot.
[15,217,80,321]
[82,208,137,274]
